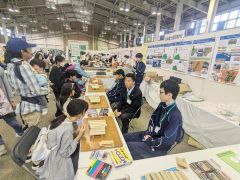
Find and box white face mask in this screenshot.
[76,118,82,126]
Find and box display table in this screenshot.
[76,144,240,180]
[140,80,160,109]
[77,82,132,169]
[176,97,240,148]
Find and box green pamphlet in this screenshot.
[217,151,240,173]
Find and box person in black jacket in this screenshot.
[133,53,146,87]
[114,73,142,133]
[107,69,125,107]
[49,55,65,100]
[123,80,183,160]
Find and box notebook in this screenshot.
[86,159,112,180]
[217,151,240,173]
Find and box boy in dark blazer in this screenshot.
[114,73,142,133]
[124,79,183,160]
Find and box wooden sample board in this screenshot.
[87,84,105,93]
[89,78,103,85]
[80,117,123,152]
[85,95,109,109]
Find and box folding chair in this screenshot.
[11,126,41,179]
[167,128,185,154]
[128,97,144,131]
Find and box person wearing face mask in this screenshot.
[4,38,48,127]
[55,83,75,117]
[37,99,90,180]
[123,80,183,160]
[64,70,81,98]
[49,55,66,100]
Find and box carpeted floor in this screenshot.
[0,96,201,180]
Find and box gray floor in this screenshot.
[0,96,200,180]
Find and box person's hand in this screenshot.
[77,125,86,140]
[144,135,151,141]
[10,101,16,110]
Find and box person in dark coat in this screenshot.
[124,79,183,160]
[49,55,65,100]
[107,69,125,107]
[114,73,142,133]
[133,53,146,87]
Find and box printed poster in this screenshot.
[160,43,175,70]
[188,38,215,78]
[211,34,240,85]
[172,41,192,73]
[146,44,164,68]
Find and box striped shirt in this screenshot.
[7,58,48,115]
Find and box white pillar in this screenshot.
[195,21,201,35]
[23,26,27,36]
[143,19,148,43]
[173,0,183,31]
[120,34,123,48]
[128,30,132,41]
[124,31,127,48]
[1,21,9,43]
[206,0,219,33]
[134,26,138,47]
[14,20,19,37]
[155,14,161,42]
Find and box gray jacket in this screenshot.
[0,66,14,100]
[37,120,78,180]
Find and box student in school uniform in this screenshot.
[107,69,125,108]
[133,53,146,87]
[114,73,142,133]
[124,79,183,160]
[65,70,81,98]
[37,99,89,180]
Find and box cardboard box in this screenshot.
[179,83,192,94]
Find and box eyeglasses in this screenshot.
[160,91,165,94]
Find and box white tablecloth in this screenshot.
[176,97,240,148]
[76,144,240,180]
[140,81,160,109]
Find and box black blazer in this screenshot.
[117,86,142,118]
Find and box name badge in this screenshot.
[154,126,160,133]
[127,99,132,104]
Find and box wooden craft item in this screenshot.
[176,157,188,169]
[99,140,114,148]
[85,96,109,109]
[89,120,107,136]
[80,117,123,151]
[91,84,100,89]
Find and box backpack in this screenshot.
[31,127,52,162]
[0,88,13,117]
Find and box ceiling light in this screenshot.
[133,20,137,26]
[157,9,161,16]
[41,25,48,30]
[51,2,56,10]
[13,5,20,13]
[119,2,124,11]
[107,26,111,31]
[46,1,51,8]
[2,15,11,20]
[104,25,108,31]
[114,18,118,24]
[110,17,114,23]
[151,6,157,15]
[137,22,141,26]
[32,28,38,32]
[125,3,130,12]
[7,4,14,12]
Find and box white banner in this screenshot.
[164,30,185,41]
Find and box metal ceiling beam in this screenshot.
[171,0,208,14]
[216,0,240,13]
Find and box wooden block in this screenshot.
[176,157,188,169]
[174,172,184,180]
[85,96,109,109]
[178,171,189,180]
[80,117,123,151]
[99,140,114,148]
[88,96,101,104]
[169,171,179,180]
[155,172,164,180]
[91,84,100,89]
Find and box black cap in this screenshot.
[114,69,125,76]
[135,53,143,58]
